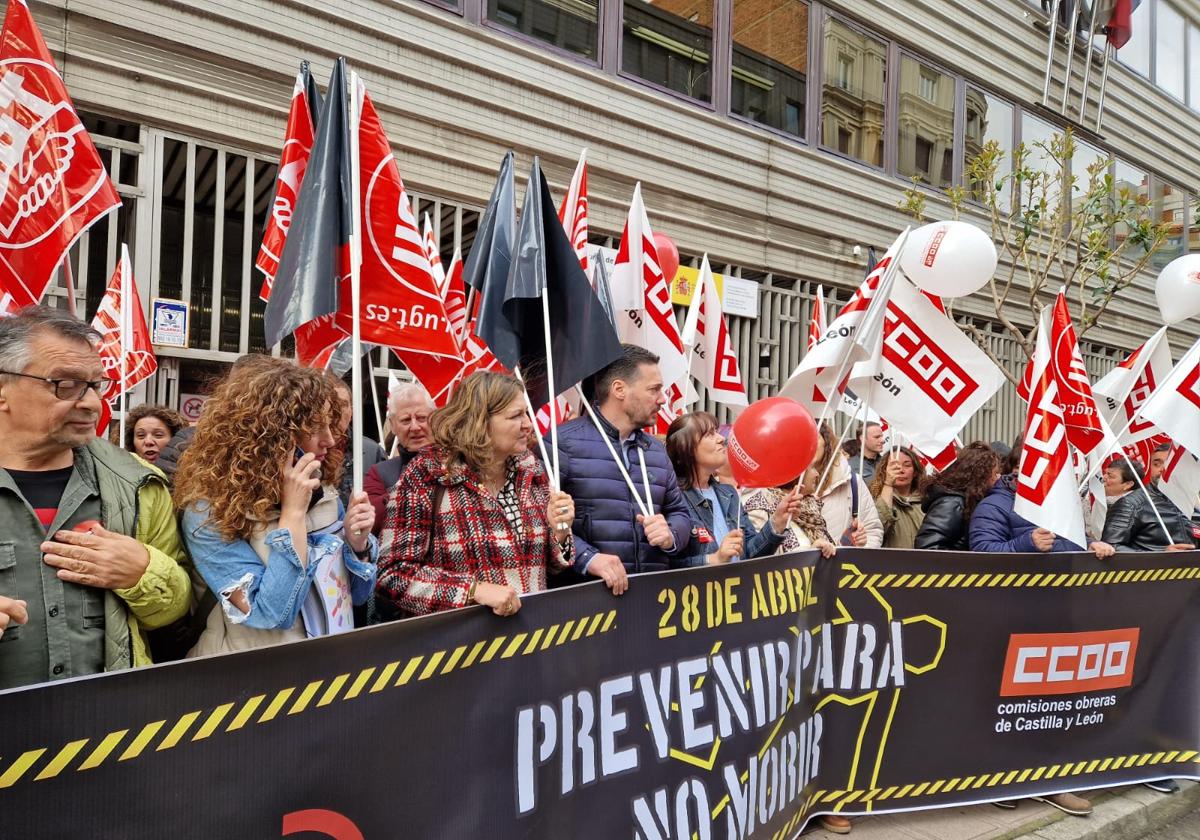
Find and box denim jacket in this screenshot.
[182,489,377,635]
[673,480,784,568]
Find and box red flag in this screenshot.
[1014,306,1086,546]
[257,69,317,301]
[1047,291,1105,456]
[399,292,503,407]
[1106,0,1134,49]
[807,285,827,351]
[422,213,446,292]
[442,248,468,348]
[0,0,120,309]
[346,84,459,360]
[91,245,155,433]
[294,314,345,369]
[535,396,569,436]
[557,149,588,272]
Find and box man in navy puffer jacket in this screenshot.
[552,345,691,593]
[970,473,1102,554]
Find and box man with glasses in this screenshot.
[0,306,192,690]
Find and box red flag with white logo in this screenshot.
[1013,306,1086,547]
[257,68,317,301]
[807,285,827,351]
[343,82,460,361]
[612,183,687,429]
[1047,291,1105,456]
[1137,335,1200,458]
[535,396,570,437]
[422,213,446,293]
[1093,326,1173,446]
[558,149,588,273]
[680,255,746,407]
[441,247,468,348]
[91,244,155,433]
[0,0,121,309]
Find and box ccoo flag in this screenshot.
[1137,335,1200,458]
[557,149,588,273]
[488,157,622,410]
[264,58,350,348]
[0,0,121,313]
[680,255,746,407]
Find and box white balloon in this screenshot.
[1155,254,1200,325]
[899,220,997,298]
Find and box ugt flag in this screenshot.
[0,0,120,311]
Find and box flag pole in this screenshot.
[1041,0,1064,106]
[1058,0,1083,112]
[61,256,78,318]
[514,366,554,479]
[578,397,651,517]
[118,245,130,447]
[856,397,868,479]
[348,69,365,499]
[541,288,560,490]
[1094,42,1114,131]
[365,349,385,444]
[1077,0,1102,121]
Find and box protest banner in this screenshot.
[1,548,1198,838]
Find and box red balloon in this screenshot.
[653,232,680,285]
[726,397,819,488]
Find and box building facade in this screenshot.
[31,0,1200,441]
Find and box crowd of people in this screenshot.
[0,306,1196,832]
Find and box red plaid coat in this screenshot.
[376,446,568,615]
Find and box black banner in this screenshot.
[2,548,1199,839]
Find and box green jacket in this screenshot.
[86,440,193,670]
[875,492,925,550]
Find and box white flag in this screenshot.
[613,183,687,425]
[779,230,907,414]
[1158,445,1200,519]
[681,256,747,407]
[846,275,1005,455]
[1138,335,1200,458]
[1092,326,1173,445]
[1013,306,1087,547]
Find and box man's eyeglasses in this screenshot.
[0,370,112,401]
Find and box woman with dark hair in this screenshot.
[1101,460,1197,551]
[174,356,377,655]
[868,447,926,549]
[914,442,1000,550]
[376,371,575,617]
[665,411,790,566]
[125,404,187,465]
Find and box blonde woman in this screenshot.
[174,356,376,655]
[376,371,575,617]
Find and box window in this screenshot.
[1070,139,1108,203]
[1152,180,1187,267]
[1113,161,1150,257]
[963,87,1012,208]
[897,55,954,187]
[820,17,886,167]
[622,0,714,103]
[1019,114,1064,205]
[488,0,599,59]
[1189,24,1200,109]
[1117,0,1151,77]
[731,0,808,138]
[1156,2,1186,100]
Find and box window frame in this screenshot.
[617,0,721,110]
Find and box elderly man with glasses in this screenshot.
[0,306,192,690]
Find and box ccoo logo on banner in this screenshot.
[1,549,1199,839]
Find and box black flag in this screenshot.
[487,157,623,409]
[264,58,351,348]
[465,152,517,365]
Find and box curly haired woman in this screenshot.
[174,356,377,655]
[124,404,187,465]
[376,371,575,618]
[914,442,1000,551]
